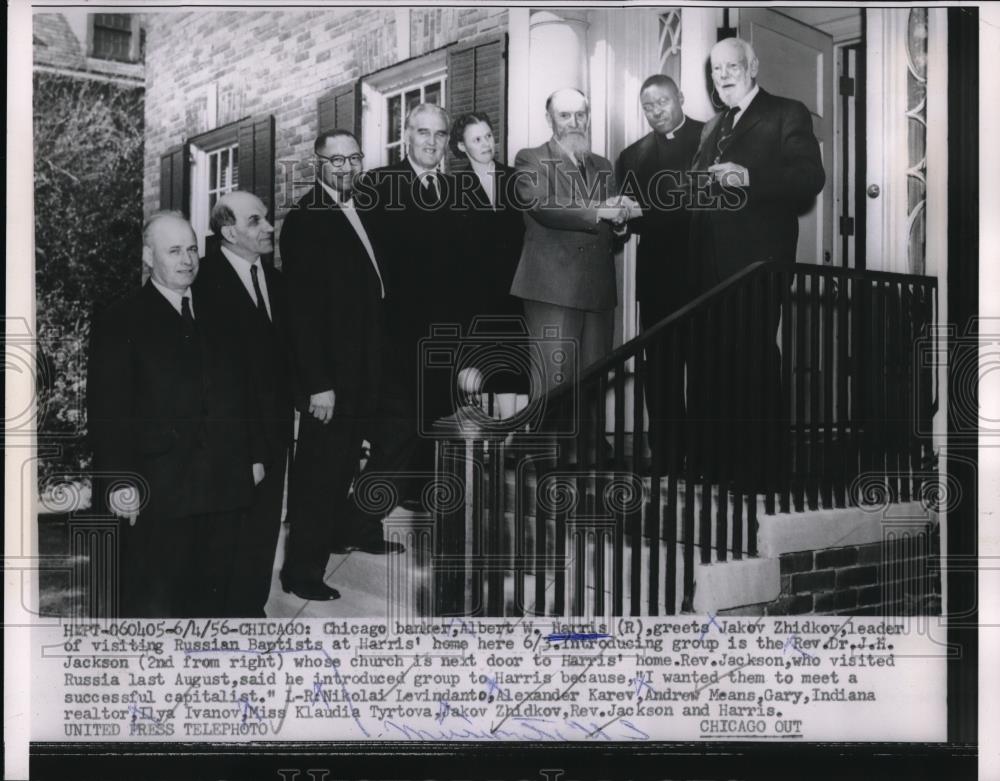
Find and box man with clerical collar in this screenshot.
[279,129,403,604]
[194,191,293,617]
[87,211,265,617]
[615,75,705,466]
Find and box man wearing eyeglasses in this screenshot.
[690,37,825,290]
[278,129,402,604]
[615,75,704,465]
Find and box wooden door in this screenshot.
[739,8,835,266]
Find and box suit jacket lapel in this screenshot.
[495,163,518,210]
[694,113,723,169]
[324,187,385,293]
[637,133,658,176]
[458,165,493,209]
[693,90,768,167]
[723,89,768,148]
[142,279,183,326]
[216,247,275,327]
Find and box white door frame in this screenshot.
[865,8,947,279]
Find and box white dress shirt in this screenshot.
[731,84,760,128]
[469,159,496,207]
[150,279,193,317]
[318,179,385,298]
[408,157,442,201]
[220,245,272,319]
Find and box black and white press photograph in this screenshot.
[25,3,978,624]
[10,2,997,778]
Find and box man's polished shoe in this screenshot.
[279,572,341,601]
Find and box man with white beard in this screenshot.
[509,88,633,394]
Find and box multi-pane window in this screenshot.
[91,14,134,62]
[189,140,240,256]
[384,78,445,164]
[206,144,239,212]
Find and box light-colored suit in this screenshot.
[509,140,619,390]
[510,139,619,312]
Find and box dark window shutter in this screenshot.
[318,81,361,137]
[446,35,508,166]
[158,143,189,215]
[237,115,276,223]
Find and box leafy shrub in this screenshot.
[34,73,144,487]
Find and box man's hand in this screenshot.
[309,390,336,424]
[596,205,627,224]
[252,463,266,486]
[708,162,750,187]
[109,484,141,526]
[616,195,643,220]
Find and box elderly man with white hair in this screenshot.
[688,37,825,486]
[690,36,825,289]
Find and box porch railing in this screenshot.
[430,262,937,617]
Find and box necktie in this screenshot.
[181,295,195,336]
[577,158,588,185]
[713,106,740,164]
[422,173,441,205]
[250,264,270,321]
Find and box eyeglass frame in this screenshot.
[316,152,365,167]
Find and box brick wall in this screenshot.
[761,527,942,616]
[34,12,145,84]
[143,8,509,229]
[34,14,85,71]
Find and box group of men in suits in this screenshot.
[88,102,530,614]
[87,36,823,616]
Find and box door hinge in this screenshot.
[839,76,855,97]
[839,216,855,237]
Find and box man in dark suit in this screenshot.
[688,37,825,484]
[87,212,265,618]
[362,103,461,497]
[510,88,630,395]
[690,37,825,289]
[279,130,403,603]
[193,190,291,617]
[616,75,704,465]
[617,75,704,324]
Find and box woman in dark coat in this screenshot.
[450,112,529,405]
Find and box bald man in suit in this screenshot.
[511,88,630,395]
[88,212,265,617]
[193,191,292,617]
